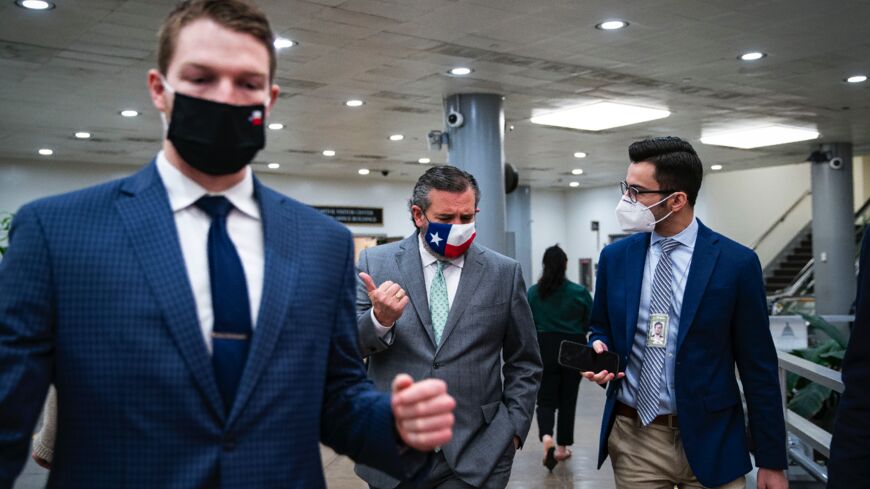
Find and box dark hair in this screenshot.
[628,136,703,206]
[537,245,568,299]
[158,0,277,82]
[408,165,480,225]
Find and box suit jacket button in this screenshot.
[433,362,441,369]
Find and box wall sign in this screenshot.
[314,206,383,225]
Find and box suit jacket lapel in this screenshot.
[624,235,649,346]
[396,234,436,348]
[436,244,485,354]
[677,221,720,352]
[228,181,300,425]
[114,162,225,421]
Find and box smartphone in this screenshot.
[558,340,620,373]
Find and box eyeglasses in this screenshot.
[618,181,678,203]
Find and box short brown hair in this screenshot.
[157,0,276,82]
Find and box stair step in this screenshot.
[773,270,800,278]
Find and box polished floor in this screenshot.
[321,382,616,489]
[13,384,613,488]
[15,382,805,488]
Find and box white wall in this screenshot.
[696,162,812,267]
[6,156,868,285]
[0,159,417,238]
[529,189,569,283]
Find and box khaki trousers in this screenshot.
[608,414,746,489]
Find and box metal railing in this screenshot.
[776,314,851,483]
[752,190,811,251]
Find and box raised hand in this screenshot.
[360,272,409,327]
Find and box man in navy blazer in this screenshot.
[583,137,788,488]
[827,226,870,488]
[0,1,455,487]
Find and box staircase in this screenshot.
[765,231,813,295]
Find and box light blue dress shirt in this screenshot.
[617,218,699,415]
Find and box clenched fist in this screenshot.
[391,374,455,452]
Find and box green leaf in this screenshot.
[820,350,846,361]
[799,313,848,348]
[788,383,832,418]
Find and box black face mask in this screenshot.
[167,92,266,175]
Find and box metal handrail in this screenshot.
[752,190,811,251]
[776,343,848,483]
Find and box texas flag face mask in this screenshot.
[423,220,476,258]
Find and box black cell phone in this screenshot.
[558,340,620,373]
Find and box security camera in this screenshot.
[829,157,844,170]
[381,170,390,177]
[446,109,464,128]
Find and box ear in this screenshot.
[147,69,169,113]
[411,205,425,228]
[265,83,280,116]
[670,192,689,213]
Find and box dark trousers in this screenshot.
[378,445,516,489]
[535,332,584,446]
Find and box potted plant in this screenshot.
[0,212,11,258]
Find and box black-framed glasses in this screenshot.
[618,181,678,203]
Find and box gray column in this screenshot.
[506,185,533,286]
[445,93,506,254]
[811,143,856,337]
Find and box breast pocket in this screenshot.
[473,302,509,327]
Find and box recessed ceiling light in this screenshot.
[38,148,53,156]
[274,38,296,49]
[569,181,580,188]
[711,164,723,171]
[322,150,336,157]
[418,157,431,164]
[74,132,92,139]
[700,125,819,149]
[571,168,584,175]
[389,134,404,141]
[267,163,280,169]
[345,99,364,107]
[358,168,370,175]
[448,67,473,76]
[846,75,867,84]
[531,102,670,131]
[120,109,139,117]
[596,20,628,30]
[268,122,284,130]
[739,51,766,61]
[15,0,54,10]
[573,152,587,158]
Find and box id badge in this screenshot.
[647,314,669,348]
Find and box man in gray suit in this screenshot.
[354,165,543,489]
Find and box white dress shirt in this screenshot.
[372,232,465,335]
[155,151,264,353]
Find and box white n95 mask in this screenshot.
[614,194,675,233]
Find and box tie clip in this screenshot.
[211,332,249,341]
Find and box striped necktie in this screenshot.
[636,238,680,426]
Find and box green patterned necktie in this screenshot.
[430,260,449,345]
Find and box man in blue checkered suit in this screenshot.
[0,1,455,487]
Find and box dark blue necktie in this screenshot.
[195,196,252,412]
